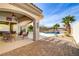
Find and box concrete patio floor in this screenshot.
[0,38,33,55]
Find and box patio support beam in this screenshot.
[33,19,39,41]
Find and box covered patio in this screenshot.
[0,3,43,41]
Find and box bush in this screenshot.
[28,25,33,32]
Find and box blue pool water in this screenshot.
[44,32,60,34]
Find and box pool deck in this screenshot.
[0,35,79,56]
[1,38,79,56]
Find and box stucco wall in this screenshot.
[72,22,79,44]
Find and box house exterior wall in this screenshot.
[72,22,79,44]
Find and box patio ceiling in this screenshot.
[0,11,32,24]
[0,11,22,18]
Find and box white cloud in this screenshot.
[40,4,79,27]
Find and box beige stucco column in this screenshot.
[33,19,39,41]
[16,21,20,39]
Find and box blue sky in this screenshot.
[35,3,79,27]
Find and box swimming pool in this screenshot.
[40,32,60,37]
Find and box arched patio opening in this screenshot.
[0,3,43,41]
[0,10,34,41]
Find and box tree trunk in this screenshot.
[65,23,71,34]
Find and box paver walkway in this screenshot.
[1,37,79,56]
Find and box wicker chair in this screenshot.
[2,32,13,42]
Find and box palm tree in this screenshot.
[62,15,75,35]
[52,24,60,36]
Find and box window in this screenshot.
[0,24,10,31]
